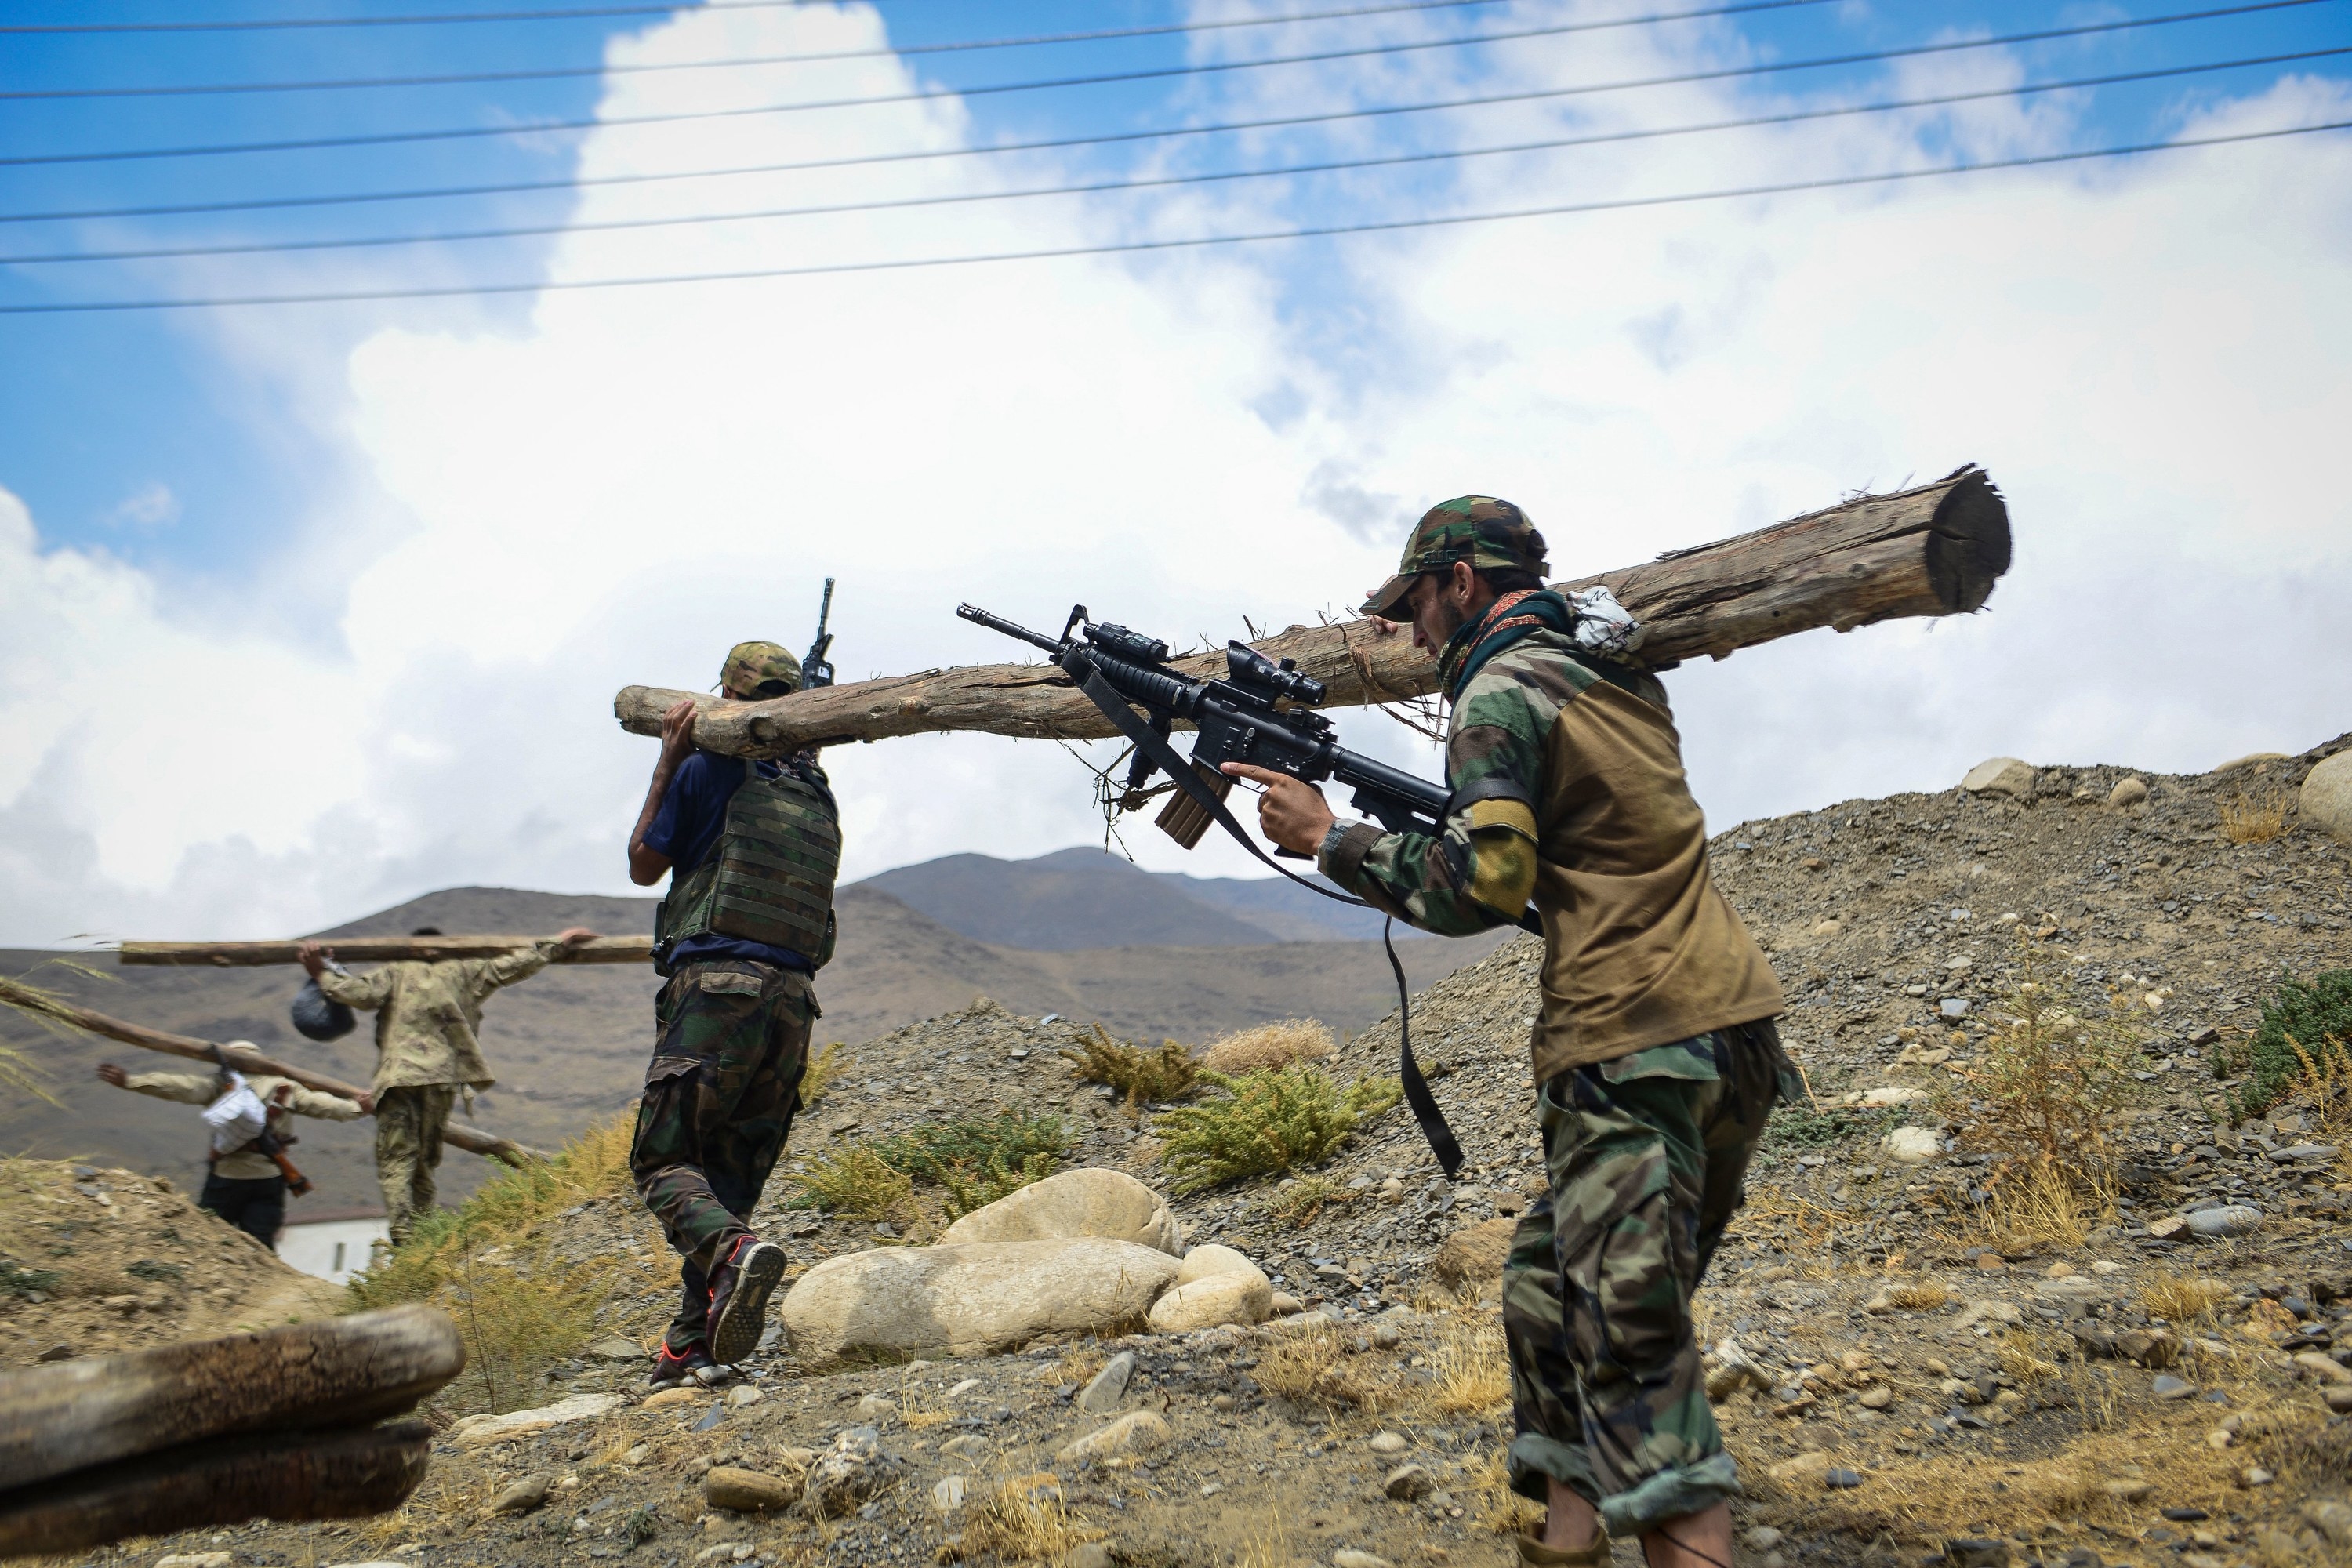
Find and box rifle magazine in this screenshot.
[1152,763,1233,850]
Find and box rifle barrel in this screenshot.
[956,604,1067,658]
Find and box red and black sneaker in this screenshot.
[649,1342,717,1392]
[706,1237,787,1366]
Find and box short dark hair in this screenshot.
[1476,565,1545,595]
[410,926,444,937]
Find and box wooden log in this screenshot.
[0,1418,432,1556]
[119,934,655,967]
[0,1305,460,1490]
[0,978,549,1166]
[614,466,2009,757]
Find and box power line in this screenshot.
[2,0,1528,98]
[8,2,2336,223]
[9,45,2340,266]
[4,118,2341,314]
[2,0,869,34]
[5,0,2331,169]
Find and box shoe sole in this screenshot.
[710,1241,787,1365]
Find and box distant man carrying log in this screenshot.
[296,925,598,1243]
[1226,499,1793,1568]
[626,641,840,1387]
[96,1051,365,1247]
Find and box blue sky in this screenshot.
[1,0,2347,942]
[5,0,2345,583]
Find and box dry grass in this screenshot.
[1993,1328,2062,1385]
[938,1472,1102,1564]
[1973,1155,2113,1252]
[1465,1445,1543,1537]
[343,1115,655,1415]
[2140,1271,2231,1324]
[1882,1280,1954,1312]
[1200,1018,1334,1075]
[0,964,107,1105]
[1421,1319,1511,1417]
[1255,1322,1384,1411]
[1236,1505,1296,1568]
[2219,788,2291,844]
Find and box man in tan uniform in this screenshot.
[299,925,596,1241]
[97,1051,365,1247]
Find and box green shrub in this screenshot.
[1154,1068,1401,1195]
[1260,1175,1355,1227]
[871,1109,1069,1186]
[1061,1025,1200,1105]
[0,1260,60,1298]
[125,1258,184,1283]
[788,1145,916,1221]
[2224,968,2352,1120]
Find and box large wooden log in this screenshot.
[0,1418,432,1556]
[119,934,655,967]
[0,978,548,1166]
[614,466,2009,758]
[0,1305,461,1490]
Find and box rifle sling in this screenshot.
[1069,659,1465,1179]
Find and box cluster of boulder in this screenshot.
[777,1169,1297,1368]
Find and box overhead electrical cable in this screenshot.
[3,0,1641,97]
[3,118,2342,314]
[7,45,2341,266]
[2,0,2331,169]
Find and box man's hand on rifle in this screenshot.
[96,1062,129,1088]
[297,938,329,979]
[1221,763,1337,857]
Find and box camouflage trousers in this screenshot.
[630,960,814,1355]
[376,1083,456,1246]
[1502,1019,1791,1537]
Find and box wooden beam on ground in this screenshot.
[613,465,2010,758]
[0,978,548,1167]
[118,935,655,967]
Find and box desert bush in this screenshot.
[1255,1322,1381,1410]
[1946,942,2145,1192]
[796,1040,848,1107]
[2218,967,2352,1120]
[1200,1018,1334,1075]
[2218,789,2290,844]
[1259,1175,1354,1227]
[0,964,110,1105]
[1882,1279,1951,1312]
[1061,1024,1200,1105]
[1154,1067,1400,1195]
[1422,1319,1511,1415]
[787,1144,916,1224]
[872,1109,1069,1189]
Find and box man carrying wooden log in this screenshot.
[94,1050,365,1247]
[297,924,598,1243]
[625,641,839,1386]
[1224,498,1795,1568]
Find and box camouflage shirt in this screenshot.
[119,1070,364,1181]
[316,942,557,1093]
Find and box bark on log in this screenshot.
[614,465,2009,757]
[0,1306,460,1491]
[118,935,655,967]
[0,980,548,1166]
[0,1418,432,1556]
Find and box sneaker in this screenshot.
[706,1237,787,1366]
[649,1342,715,1391]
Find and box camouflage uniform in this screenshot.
[316,940,561,1241]
[631,961,815,1355]
[1323,499,1789,1537]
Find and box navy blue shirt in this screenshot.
[647,751,813,973]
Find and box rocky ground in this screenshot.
[20,738,2352,1568]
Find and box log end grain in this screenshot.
[1922,464,2012,614]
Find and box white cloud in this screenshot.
[1,2,2347,943]
[103,482,180,531]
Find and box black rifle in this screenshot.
[803,577,837,691]
[956,602,1523,1178]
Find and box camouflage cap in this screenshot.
[1359,496,1548,617]
[717,641,802,699]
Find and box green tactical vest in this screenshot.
[655,760,841,971]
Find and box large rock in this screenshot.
[2302,751,2352,844]
[1056,1410,1170,1465]
[779,1238,1181,1367]
[1147,1272,1271,1334]
[1962,757,2037,797]
[937,1169,1183,1256]
[448,1392,622,1449]
[1174,1243,1264,1287]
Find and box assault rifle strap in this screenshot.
[1069,661,1465,1178]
